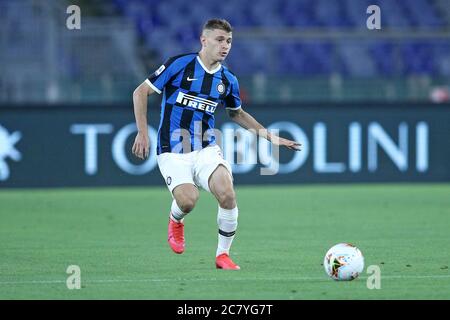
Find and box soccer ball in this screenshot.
[323,243,364,281]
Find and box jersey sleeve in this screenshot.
[223,76,242,110]
[145,57,181,94]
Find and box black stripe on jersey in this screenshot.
[218,229,236,237]
[159,103,174,154]
[179,108,195,153]
[201,72,214,96]
[163,52,196,69]
[180,59,197,91]
[201,112,212,148]
[165,83,179,101]
[220,69,230,99]
[165,64,189,98]
[149,53,194,82]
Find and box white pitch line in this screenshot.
[0,280,66,285]
[0,274,449,285]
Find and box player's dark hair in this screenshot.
[203,18,233,33]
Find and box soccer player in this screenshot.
[132,18,300,270]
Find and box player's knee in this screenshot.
[218,190,236,210]
[173,184,199,213]
[178,196,198,213]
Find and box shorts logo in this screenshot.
[217,82,225,94]
[166,176,172,185]
[154,65,165,76]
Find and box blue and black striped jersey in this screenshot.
[145,53,242,155]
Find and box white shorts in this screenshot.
[157,145,233,194]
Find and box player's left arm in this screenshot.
[227,107,301,151]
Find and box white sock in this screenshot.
[170,200,186,223]
[216,206,238,257]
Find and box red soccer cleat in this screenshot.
[168,218,185,254]
[215,253,240,270]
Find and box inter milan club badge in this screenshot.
[217,82,225,94]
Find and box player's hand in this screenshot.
[270,135,302,151]
[132,132,150,159]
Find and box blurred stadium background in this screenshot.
[1,0,449,300]
[1,0,450,104]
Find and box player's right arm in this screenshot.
[132,82,155,160]
[132,54,194,159]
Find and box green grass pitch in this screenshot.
[1,184,449,299]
